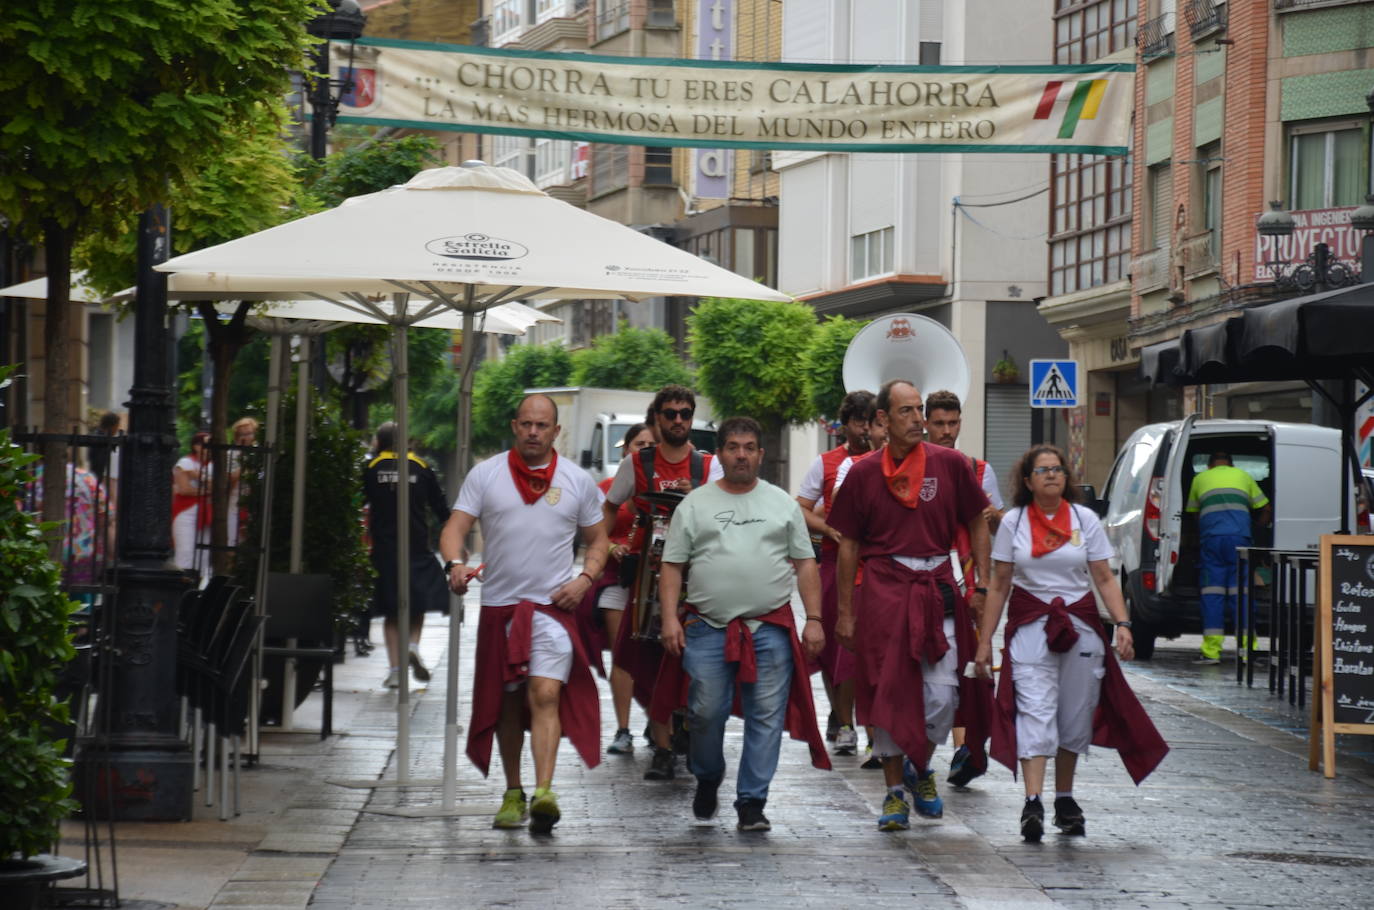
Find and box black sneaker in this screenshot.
[826,710,839,742]
[644,746,676,781]
[1053,796,1086,836]
[693,777,722,820]
[736,798,770,831]
[947,744,986,789]
[1021,798,1044,842]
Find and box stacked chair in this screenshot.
[176,577,262,820]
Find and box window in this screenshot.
[1148,162,1174,251]
[1201,148,1222,258]
[1055,0,1135,65]
[591,144,628,195]
[749,150,772,174]
[492,135,528,175]
[534,139,572,188]
[643,147,673,186]
[646,0,675,28]
[1289,124,1364,210]
[919,42,941,65]
[596,0,629,40]
[535,0,567,23]
[850,227,895,281]
[492,0,523,42]
[1048,153,1132,296]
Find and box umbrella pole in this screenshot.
[248,334,285,755]
[441,302,478,811]
[282,334,311,731]
[394,321,411,784]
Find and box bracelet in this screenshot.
[579,571,595,584]
[974,587,987,595]
[805,616,822,623]
[1116,620,1132,629]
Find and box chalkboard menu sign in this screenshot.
[1313,535,1374,778]
[1328,540,1374,724]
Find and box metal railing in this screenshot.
[1136,12,1175,58]
[596,0,630,39]
[1184,0,1227,38]
[1275,0,1361,10]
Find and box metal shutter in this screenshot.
[983,385,1031,496]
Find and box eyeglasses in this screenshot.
[660,407,694,422]
[1031,465,1066,476]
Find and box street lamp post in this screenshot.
[306,0,367,161]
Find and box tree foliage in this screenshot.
[470,344,574,452]
[688,298,819,429]
[0,0,319,236]
[569,325,694,391]
[297,134,442,209]
[802,315,868,421]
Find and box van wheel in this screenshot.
[1130,620,1157,661]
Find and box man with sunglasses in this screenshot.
[603,384,723,781]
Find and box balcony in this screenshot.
[1136,12,1174,59]
[1131,248,1170,292]
[1181,231,1219,277]
[1184,0,1227,40]
[1275,0,1365,11]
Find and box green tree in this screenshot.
[470,344,574,453]
[0,0,318,529]
[298,134,441,208]
[688,298,819,428]
[569,325,694,390]
[802,315,869,420]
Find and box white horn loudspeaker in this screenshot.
[841,313,970,404]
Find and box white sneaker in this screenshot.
[409,648,431,682]
[834,725,858,755]
[384,668,401,689]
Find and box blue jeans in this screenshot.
[1200,533,1247,635]
[681,619,794,805]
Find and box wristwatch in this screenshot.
[1116,620,1133,629]
[443,560,460,573]
[973,587,988,595]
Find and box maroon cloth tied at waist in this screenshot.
[655,603,831,770]
[466,601,601,776]
[989,588,1169,785]
[854,557,993,770]
[574,562,620,678]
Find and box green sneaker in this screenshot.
[529,787,561,835]
[493,788,527,829]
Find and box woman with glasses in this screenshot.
[973,445,1166,842]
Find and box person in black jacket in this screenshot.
[365,422,451,688]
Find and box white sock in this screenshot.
[1055,791,1073,800]
[1025,794,1041,802]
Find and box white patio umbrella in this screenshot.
[154,161,791,814]
[0,271,104,303]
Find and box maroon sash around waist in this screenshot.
[466,601,601,776]
[989,587,1169,784]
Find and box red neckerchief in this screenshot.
[1028,500,1072,558]
[508,448,557,505]
[880,441,927,510]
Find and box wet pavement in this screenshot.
[74,590,1374,909]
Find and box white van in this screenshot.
[1093,416,1347,659]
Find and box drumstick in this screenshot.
[464,563,485,582]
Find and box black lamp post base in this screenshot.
[74,744,194,821]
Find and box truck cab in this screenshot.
[1098,418,1346,658]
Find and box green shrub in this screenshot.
[0,418,79,859]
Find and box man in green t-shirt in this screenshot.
[659,416,825,832]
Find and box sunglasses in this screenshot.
[1032,465,1066,476]
[660,407,694,422]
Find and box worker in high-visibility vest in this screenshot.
[1185,453,1271,664]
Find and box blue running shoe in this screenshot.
[878,791,910,831]
[900,756,920,793]
[912,768,944,819]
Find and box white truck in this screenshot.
[525,386,717,483]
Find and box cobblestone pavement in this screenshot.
[303,595,1374,910]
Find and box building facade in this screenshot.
[1125,0,1373,453]
[776,0,1067,487]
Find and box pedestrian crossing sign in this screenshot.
[1029,359,1079,408]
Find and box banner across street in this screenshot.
[332,38,1134,155]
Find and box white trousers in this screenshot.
[172,508,204,572]
[873,616,960,759]
[1009,614,1105,758]
[502,610,573,691]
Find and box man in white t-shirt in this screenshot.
[440,394,609,835]
[924,389,1005,788]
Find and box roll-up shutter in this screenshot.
[983,385,1032,495]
